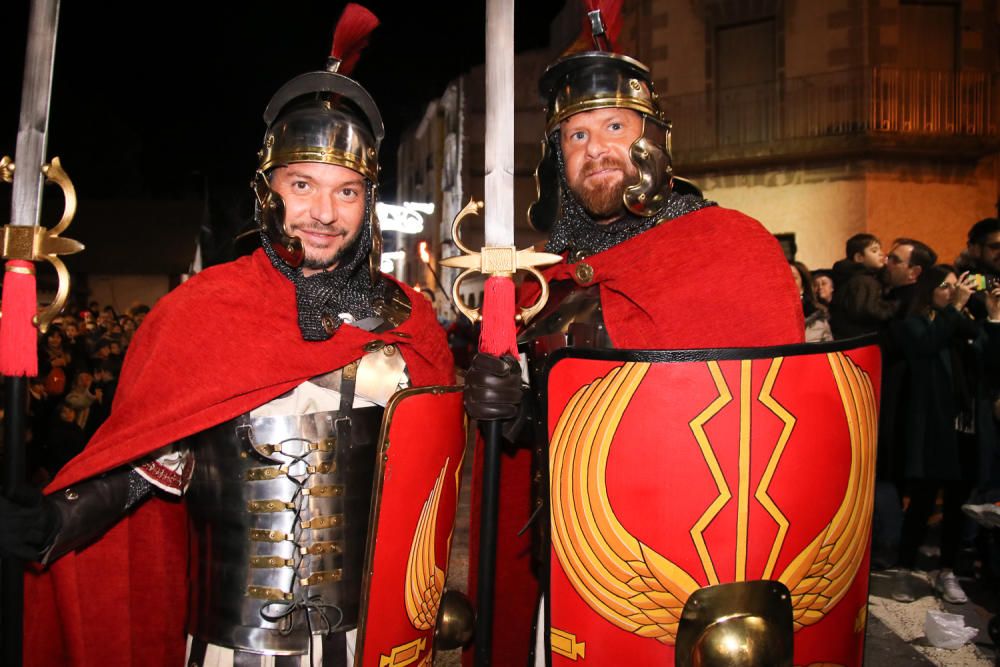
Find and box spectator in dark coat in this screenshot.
[829,233,896,339]
[872,239,940,575]
[955,217,1000,321]
[891,265,997,604]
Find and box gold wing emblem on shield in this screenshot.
[549,353,876,644]
[404,459,450,630]
[550,363,700,644]
[777,353,877,629]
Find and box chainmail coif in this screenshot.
[544,132,715,259]
[261,185,381,341]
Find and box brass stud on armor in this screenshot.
[382,344,397,357]
[629,78,641,91]
[63,488,79,501]
[300,514,342,529]
[573,262,595,285]
[363,340,386,352]
[321,314,337,335]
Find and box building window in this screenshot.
[898,2,957,71]
[715,18,777,146]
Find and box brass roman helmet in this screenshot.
[252,3,385,276]
[529,2,675,230]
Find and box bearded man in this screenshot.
[463,5,807,665]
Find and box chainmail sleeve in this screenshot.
[125,470,153,510]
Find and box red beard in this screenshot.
[569,156,637,221]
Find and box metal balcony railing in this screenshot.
[665,67,998,165]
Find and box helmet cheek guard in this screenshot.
[368,188,383,281]
[252,170,304,267]
[528,139,561,233]
[624,117,674,217]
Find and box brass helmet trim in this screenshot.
[259,71,384,182]
[540,52,663,134]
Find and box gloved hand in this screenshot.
[0,485,59,561]
[464,353,524,421]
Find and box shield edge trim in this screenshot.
[542,334,879,373]
[353,384,463,666]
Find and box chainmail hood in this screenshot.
[544,132,714,259]
[261,184,381,340]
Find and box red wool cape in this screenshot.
[24,249,455,667]
[467,206,806,666]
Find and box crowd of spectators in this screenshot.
[24,300,150,487]
[792,218,1000,606]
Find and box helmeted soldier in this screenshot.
[2,5,467,667]
[461,2,888,666]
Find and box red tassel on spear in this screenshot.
[0,260,38,377]
[478,276,518,358]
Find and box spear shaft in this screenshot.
[2,1,63,664]
[474,1,515,665]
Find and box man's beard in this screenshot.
[568,157,637,221]
[301,227,364,272]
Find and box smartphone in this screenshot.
[969,274,1000,291]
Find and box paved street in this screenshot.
[867,568,996,665]
[439,438,1000,665]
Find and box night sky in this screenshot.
[2,0,565,205]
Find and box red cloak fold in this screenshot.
[25,249,455,667]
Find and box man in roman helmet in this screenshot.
[2,6,464,666]
[461,2,861,665]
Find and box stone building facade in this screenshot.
[398,0,999,298]
[635,0,999,268]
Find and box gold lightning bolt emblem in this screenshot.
[548,353,876,643]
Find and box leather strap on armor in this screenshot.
[185,402,384,655]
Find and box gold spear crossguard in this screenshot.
[0,155,84,332]
[439,198,562,325]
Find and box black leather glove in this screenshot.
[464,353,524,421]
[41,467,146,564]
[0,486,60,561]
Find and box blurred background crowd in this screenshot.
[790,216,1000,608]
[20,301,150,487]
